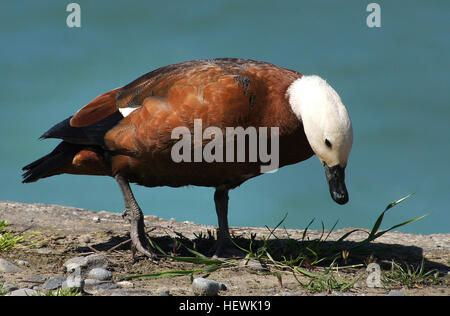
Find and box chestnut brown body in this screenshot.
[24,58,313,189]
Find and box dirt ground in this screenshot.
[1,201,448,296]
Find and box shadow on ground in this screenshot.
[76,231,449,274]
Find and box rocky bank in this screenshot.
[0,201,448,296]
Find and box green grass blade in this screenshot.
[302,218,315,241]
[295,266,322,278]
[335,229,367,244]
[184,246,209,259]
[384,193,414,212]
[121,264,220,280]
[324,219,339,242]
[265,212,288,240]
[367,213,429,242]
[1,221,37,251]
[167,255,225,265]
[369,193,413,238]
[122,269,197,280]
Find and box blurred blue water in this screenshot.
[1,1,449,234]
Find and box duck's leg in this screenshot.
[115,174,155,259]
[212,188,244,258]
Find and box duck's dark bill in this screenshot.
[324,164,349,205]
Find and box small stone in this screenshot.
[192,277,226,296]
[87,267,112,281]
[42,277,66,290]
[7,288,38,296]
[64,254,108,274]
[92,216,100,223]
[36,247,52,254]
[84,278,102,286]
[25,274,46,284]
[117,281,134,288]
[16,260,29,266]
[0,258,22,273]
[62,274,84,291]
[64,257,86,272]
[83,282,119,295]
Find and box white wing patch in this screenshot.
[119,107,139,117]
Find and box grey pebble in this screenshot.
[117,281,134,288]
[84,278,102,286]
[62,273,84,291]
[16,260,29,266]
[387,290,406,296]
[0,258,22,273]
[36,247,52,254]
[25,274,46,284]
[64,254,108,274]
[87,267,112,281]
[83,282,119,295]
[7,288,38,296]
[42,277,66,290]
[192,277,227,296]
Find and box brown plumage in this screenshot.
[67,58,312,187]
[22,58,348,258]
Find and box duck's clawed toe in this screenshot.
[129,232,158,261]
[210,239,246,259]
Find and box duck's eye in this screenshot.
[325,139,332,148]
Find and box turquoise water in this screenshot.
[1,1,449,234]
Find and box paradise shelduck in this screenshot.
[22,58,353,258]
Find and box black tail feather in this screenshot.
[39,112,123,149]
[22,142,83,183]
[39,116,92,145]
[23,111,122,183]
